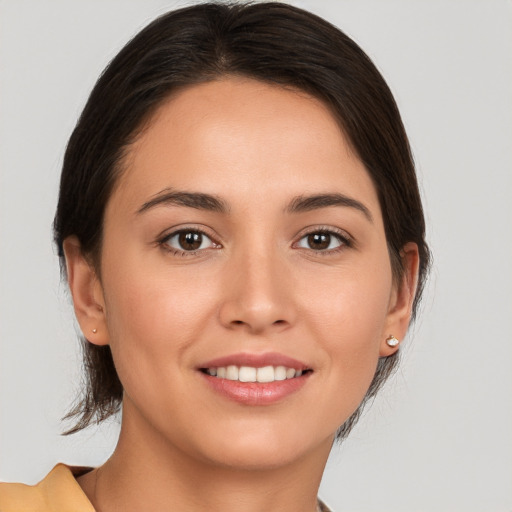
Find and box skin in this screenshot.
[65,78,419,512]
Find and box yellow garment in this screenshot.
[0,464,95,512]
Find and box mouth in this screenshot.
[200,365,310,383]
[198,353,312,405]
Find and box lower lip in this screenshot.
[200,372,310,405]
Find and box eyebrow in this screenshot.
[137,189,228,214]
[286,193,373,222]
[138,189,372,222]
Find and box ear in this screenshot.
[63,236,109,346]
[380,242,420,357]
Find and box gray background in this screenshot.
[1,1,511,510]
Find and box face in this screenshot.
[70,78,414,470]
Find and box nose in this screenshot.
[218,247,297,335]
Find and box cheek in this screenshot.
[304,258,392,343]
[302,261,392,417]
[100,250,225,391]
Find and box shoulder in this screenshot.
[0,464,95,512]
[318,498,333,512]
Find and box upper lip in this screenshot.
[199,352,309,371]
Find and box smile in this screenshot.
[198,353,312,405]
[202,365,304,382]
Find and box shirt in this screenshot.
[0,464,95,511]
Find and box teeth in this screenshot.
[239,366,257,382]
[205,365,305,382]
[257,366,274,383]
[226,365,238,381]
[274,366,287,381]
[286,367,296,379]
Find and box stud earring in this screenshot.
[385,335,400,348]
[92,328,98,334]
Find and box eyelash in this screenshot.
[157,226,353,257]
[294,227,353,255]
[158,228,219,257]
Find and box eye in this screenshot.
[163,230,216,252]
[296,231,347,251]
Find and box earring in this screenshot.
[92,328,98,334]
[386,335,400,348]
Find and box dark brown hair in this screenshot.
[54,2,430,438]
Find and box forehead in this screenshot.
[112,77,380,215]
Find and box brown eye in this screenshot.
[307,233,331,250]
[179,231,203,250]
[164,230,215,252]
[296,231,345,251]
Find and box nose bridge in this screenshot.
[219,234,295,333]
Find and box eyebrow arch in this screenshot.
[137,188,228,214]
[287,193,373,222]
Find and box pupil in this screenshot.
[308,233,330,250]
[179,232,202,250]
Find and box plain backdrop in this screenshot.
[1,1,511,511]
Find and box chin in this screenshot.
[203,443,307,471]
[190,422,333,471]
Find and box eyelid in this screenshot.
[157,224,222,255]
[293,225,354,251]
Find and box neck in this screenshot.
[78,400,332,512]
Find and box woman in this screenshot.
[0,2,429,511]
